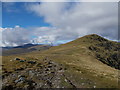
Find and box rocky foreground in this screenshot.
[2,57,76,89]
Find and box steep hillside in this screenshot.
[2,34,119,89]
[41,34,120,70]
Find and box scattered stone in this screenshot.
[45,68,50,71]
[2,58,77,89]
[27,61,36,64]
[51,72,55,74]
[14,58,20,61]
[81,83,85,85]
[18,75,25,78]
[93,85,96,88]
[48,61,52,64]
[19,77,25,81]
[33,83,37,86]
[48,65,52,68]
[65,79,67,82]
[59,67,62,70]
[14,79,18,83]
[18,75,21,78]
[20,60,26,62]
[15,68,24,71]
[10,60,13,61]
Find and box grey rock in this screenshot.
[14,58,20,61]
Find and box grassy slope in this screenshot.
[2,34,119,88]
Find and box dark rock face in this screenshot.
[2,58,76,89]
[88,41,120,70]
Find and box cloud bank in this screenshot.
[1,2,118,47]
[28,2,118,40]
[0,26,60,47]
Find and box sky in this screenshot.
[0,2,118,47]
[2,2,51,28]
[1,0,119,2]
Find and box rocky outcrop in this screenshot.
[2,58,76,89]
[88,41,120,70]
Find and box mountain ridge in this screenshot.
[1,44,52,56]
[39,34,120,70]
[2,34,119,89]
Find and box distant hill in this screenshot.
[2,43,39,49]
[13,43,37,48]
[1,44,52,56]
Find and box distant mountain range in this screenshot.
[1,43,40,49]
[1,43,52,56]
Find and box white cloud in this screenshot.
[0,26,61,47]
[33,36,55,44]
[28,2,118,39]
[1,2,118,47]
[1,26,31,47]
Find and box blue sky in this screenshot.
[2,2,50,28]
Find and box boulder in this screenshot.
[15,68,24,71]
[14,58,20,61]
[27,61,36,64]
